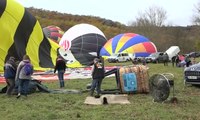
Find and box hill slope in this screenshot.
[27,7,200,53]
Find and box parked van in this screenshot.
[107,53,132,63]
[165,46,180,61]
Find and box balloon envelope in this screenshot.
[43,25,64,43]
[100,33,157,57]
[0,0,59,71]
[59,23,107,66]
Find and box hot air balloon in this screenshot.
[100,33,157,57]
[0,0,59,71]
[59,23,107,66]
[43,25,64,43]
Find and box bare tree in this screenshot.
[127,5,167,48]
[129,5,167,27]
[192,2,200,25]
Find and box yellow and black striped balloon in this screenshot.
[0,0,60,71]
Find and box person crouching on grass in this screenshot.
[15,55,33,98]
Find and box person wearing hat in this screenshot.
[4,56,17,95]
[90,57,105,98]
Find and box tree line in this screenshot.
[27,3,200,54]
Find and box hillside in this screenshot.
[27,7,200,53]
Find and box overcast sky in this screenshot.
[17,0,200,26]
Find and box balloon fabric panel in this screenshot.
[142,42,157,53]
[70,33,107,66]
[43,26,64,43]
[0,0,6,17]
[111,34,123,53]
[0,0,60,71]
[12,8,36,59]
[119,35,150,53]
[115,36,132,53]
[100,33,157,57]
[25,23,41,68]
[135,52,151,57]
[51,32,63,38]
[103,38,113,55]
[0,0,25,63]
[124,43,146,53]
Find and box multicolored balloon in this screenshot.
[59,23,107,66]
[100,33,157,57]
[43,25,64,43]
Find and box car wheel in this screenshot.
[184,80,187,86]
[184,80,191,87]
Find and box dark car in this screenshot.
[145,52,164,63]
[188,52,200,58]
[184,63,200,85]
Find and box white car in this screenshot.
[107,53,131,63]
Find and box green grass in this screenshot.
[1,62,200,120]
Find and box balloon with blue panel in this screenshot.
[100,33,157,57]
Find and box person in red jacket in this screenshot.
[54,56,66,88]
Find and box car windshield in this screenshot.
[149,53,159,57]
[112,53,118,56]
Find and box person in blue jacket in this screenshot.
[4,56,17,96]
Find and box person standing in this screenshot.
[175,55,180,67]
[4,56,17,96]
[171,56,176,67]
[141,57,147,66]
[54,56,66,88]
[185,56,191,67]
[15,55,33,98]
[163,53,169,66]
[90,58,105,98]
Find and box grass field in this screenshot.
[1,62,200,120]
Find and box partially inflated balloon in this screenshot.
[59,23,107,66]
[43,25,64,43]
[100,33,157,57]
[0,0,59,71]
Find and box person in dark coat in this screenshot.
[185,56,191,67]
[4,56,17,95]
[171,55,177,67]
[90,57,105,98]
[175,55,180,67]
[163,53,169,66]
[54,56,66,88]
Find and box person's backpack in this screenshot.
[23,62,33,76]
[4,64,16,78]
